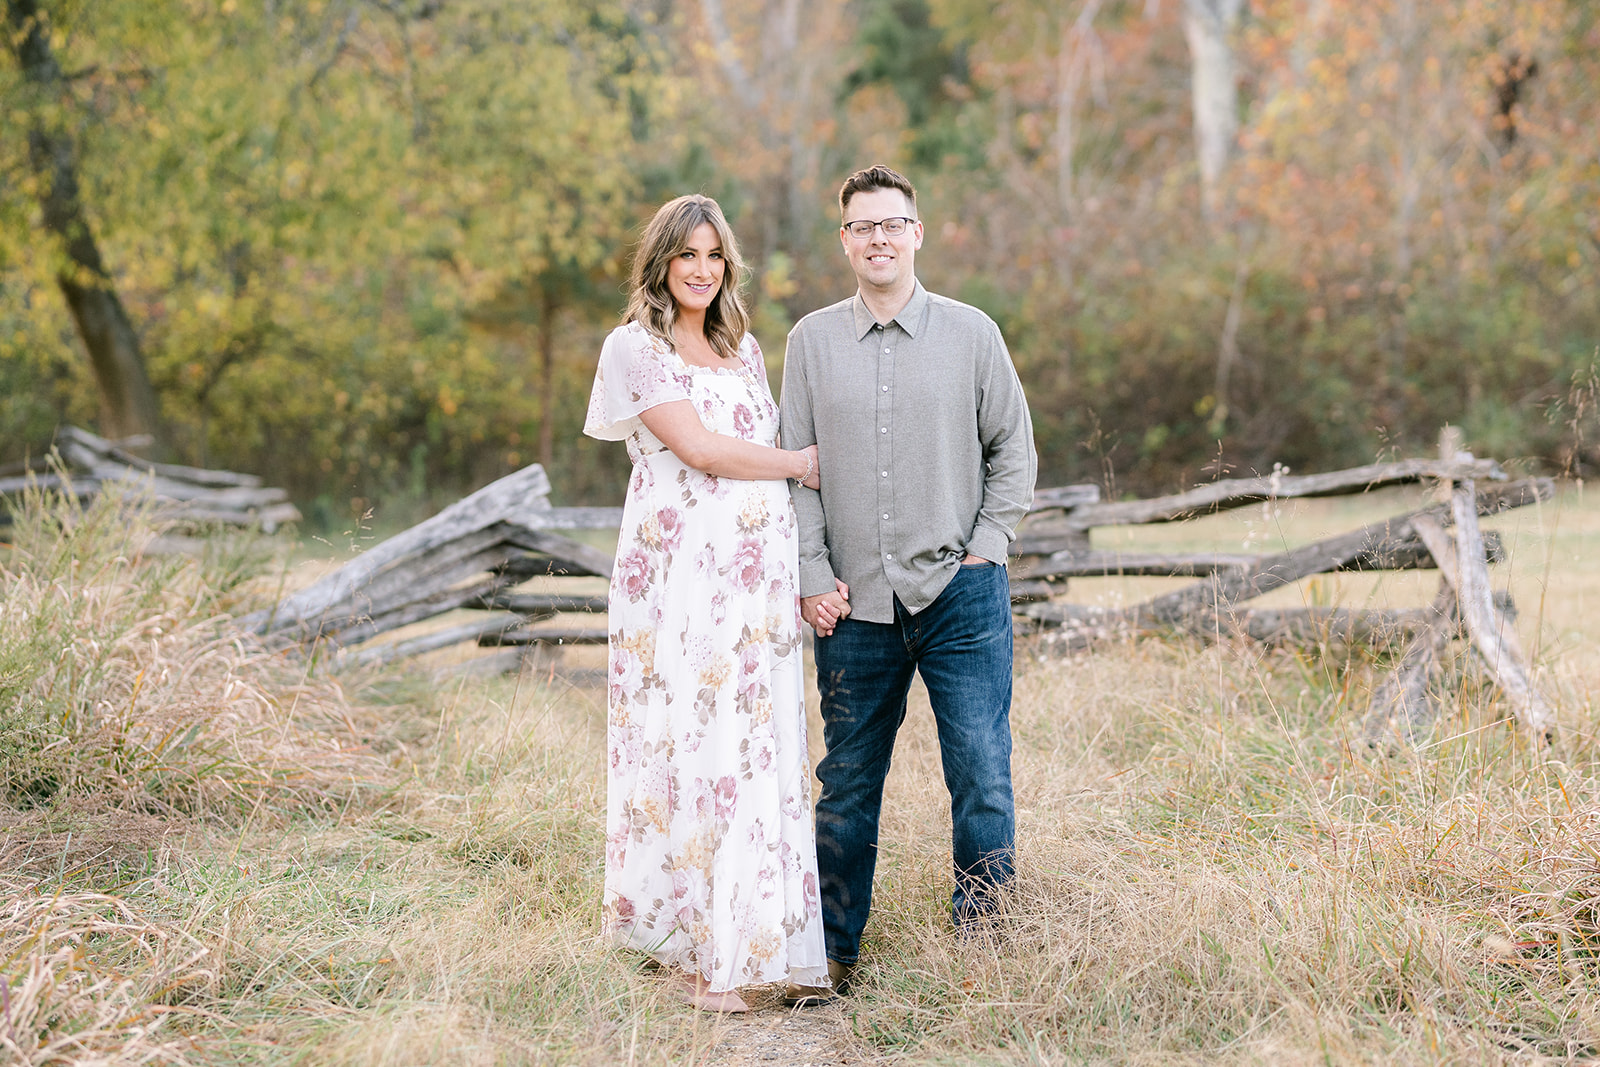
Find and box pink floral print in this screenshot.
[583,322,828,993]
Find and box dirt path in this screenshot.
[702,987,856,1066]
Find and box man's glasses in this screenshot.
[842,217,916,239]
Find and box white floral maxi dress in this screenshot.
[583,322,829,992]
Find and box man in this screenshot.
[780,164,1037,1003]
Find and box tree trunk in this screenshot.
[538,286,557,473]
[1181,0,1245,224]
[6,0,165,449]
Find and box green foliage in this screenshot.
[4,0,1600,510]
[2,0,657,515]
[0,292,98,452]
[845,0,983,168]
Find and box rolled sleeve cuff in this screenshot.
[799,558,840,599]
[967,526,1012,567]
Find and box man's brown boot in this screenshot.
[783,959,854,1007]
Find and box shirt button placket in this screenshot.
[878,329,893,573]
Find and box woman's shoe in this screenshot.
[783,959,854,1006]
[680,972,750,1013]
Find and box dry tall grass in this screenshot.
[852,642,1600,1064]
[1,880,211,1065]
[1,485,389,1062]
[2,485,1597,1064]
[0,483,381,820]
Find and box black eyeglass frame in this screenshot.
[841,216,918,239]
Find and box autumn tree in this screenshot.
[678,0,855,323]
[3,0,165,448]
[2,0,661,508]
[5,0,1598,507]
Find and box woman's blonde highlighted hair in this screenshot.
[625,194,750,362]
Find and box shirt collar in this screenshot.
[851,280,928,340]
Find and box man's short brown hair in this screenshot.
[839,164,917,218]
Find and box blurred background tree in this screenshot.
[3,0,1597,519]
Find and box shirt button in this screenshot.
[881,471,888,477]
[882,513,889,520]
[881,385,888,392]
[885,553,893,560]
[880,427,887,434]
[883,348,890,354]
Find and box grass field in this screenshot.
[3,482,1599,1065]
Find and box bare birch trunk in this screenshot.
[1181,0,1244,224]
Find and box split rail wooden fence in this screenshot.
[1009,449,1554,742]
[240,465,620,677]
[248,448,1555,741]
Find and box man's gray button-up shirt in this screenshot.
[780,282,1037,624]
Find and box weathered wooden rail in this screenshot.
[1013,474,1545,634]
[0,426,301,531]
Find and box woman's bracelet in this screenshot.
[793,450,814,485]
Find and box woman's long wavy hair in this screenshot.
[625,194,750,362]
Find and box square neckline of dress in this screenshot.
[646,327,758,379]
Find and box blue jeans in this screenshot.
[812,561,1016,964]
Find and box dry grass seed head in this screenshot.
[0,879,211,1066]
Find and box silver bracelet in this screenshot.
[794,450,814,485]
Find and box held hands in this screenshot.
[801,561,982,637]
[794,444,821,490]
[800,579,850,637]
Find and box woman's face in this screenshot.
[666,221,725,316]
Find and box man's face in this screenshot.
[840,187,923,296]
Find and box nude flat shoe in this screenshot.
[679,973,750,1013]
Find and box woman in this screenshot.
[583,194,832,1013]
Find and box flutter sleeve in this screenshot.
[583,324,694,442]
